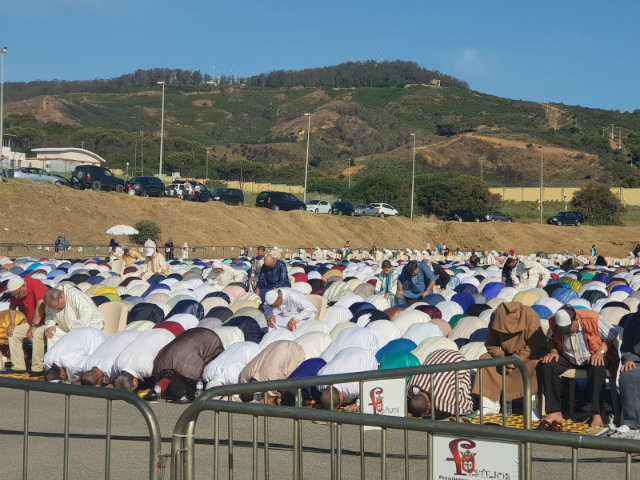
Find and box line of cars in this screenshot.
[302,199,399,217]
[447,209,586,226]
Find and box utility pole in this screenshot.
[134,142,137,178]
[540,146,544,225]
[410,133,416,219]
[206,151,209,180]
[348,158,351,188]
[140,131,144,176]
[480,156,484,184]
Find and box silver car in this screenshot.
[354,204,378,216]
[9,167,68,185]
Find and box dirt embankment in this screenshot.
[0,180,638,257]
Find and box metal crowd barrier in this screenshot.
[0,377,164,480]
[171,357,535,480]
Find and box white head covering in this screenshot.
[555,309,572,328]
[265,290,279,306]
[7,276,25,292]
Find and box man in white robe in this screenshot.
[80,330,142,385]
[43,327,106,382]
[264,288,317,331]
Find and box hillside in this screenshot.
[3,74,640,189]
[1,181,638,258]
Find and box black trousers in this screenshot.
[536,355,608,415]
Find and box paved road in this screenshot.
[0,388,637,479]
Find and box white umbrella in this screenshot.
[107,225,139,235]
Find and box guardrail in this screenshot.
[0,377,164,480]
[171,357,534,480]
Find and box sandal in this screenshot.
[535,419,551,430]
[549,420,564,432]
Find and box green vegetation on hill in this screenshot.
[4,62,640,191]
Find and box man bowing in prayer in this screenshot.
[264,288,317,331]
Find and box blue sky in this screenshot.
[2,0,639,111]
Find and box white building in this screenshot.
[29,147,105,174]
[0,134,27,169]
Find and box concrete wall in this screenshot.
[489,187,640,205]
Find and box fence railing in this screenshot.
[0,377,164,480]
[171,357,534,480]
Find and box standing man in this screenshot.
[164,238,174,261]
[264,288,317,331]
[6,276,48,375]
[250,246,266,291]
[254,255,290,302]
[537,306,618,429]
[396,260,436,306]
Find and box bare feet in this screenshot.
[590,414,605,428]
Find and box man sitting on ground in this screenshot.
[141,239,171,279]
[207,260,248,289]
[264,288,317,331]
[254,255,290,302]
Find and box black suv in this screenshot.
[331,201,355,216]
[446,210,481,222]
[256,191,306,211]
[69,165,125,193]
[126,176,166,197]
[547,211,585,226]
[212,188,244,206]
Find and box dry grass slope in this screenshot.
[1,180,639,257]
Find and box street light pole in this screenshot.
[303,113,311,203]
[140,131,144,176]
[348,158,351,188]
[158,81,166,177]
[410,133,416,219]
[540,146,544,225]
[126,162,129,178]
[0,47,7,164]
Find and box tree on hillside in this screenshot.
[570,185,624,225]
[415,175,499,217]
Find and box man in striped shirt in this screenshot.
[537,306,618,429]
[407,349,473,418]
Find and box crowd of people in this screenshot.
[1,242,639,436]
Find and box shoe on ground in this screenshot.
[175,395,190,405]
[29,371,44,377]
[143,391,159,403]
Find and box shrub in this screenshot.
[570,185,624,225]
[129,221,162,245]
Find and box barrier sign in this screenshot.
[432,435,519,480]
[361,378,406,417]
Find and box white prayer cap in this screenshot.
[555,309,572,328]
[265,290,279,306]
[7,276,25,293]
[145,248,155,257]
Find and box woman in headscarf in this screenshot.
[472,301,547,415]
[377,260,398,307]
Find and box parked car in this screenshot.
[167,180,213,202]
[369,203,399,217]
[354,204,379,216]
[546,211,585,226]
[483,211,513,222]
[126,176,166,197]
[256,191,306,211]
[331,201,355,216]
[446,210,481,222]
[212,188,244,206]
[306,199,332,214]
[69,165,125,192]
[8,167,68,185]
